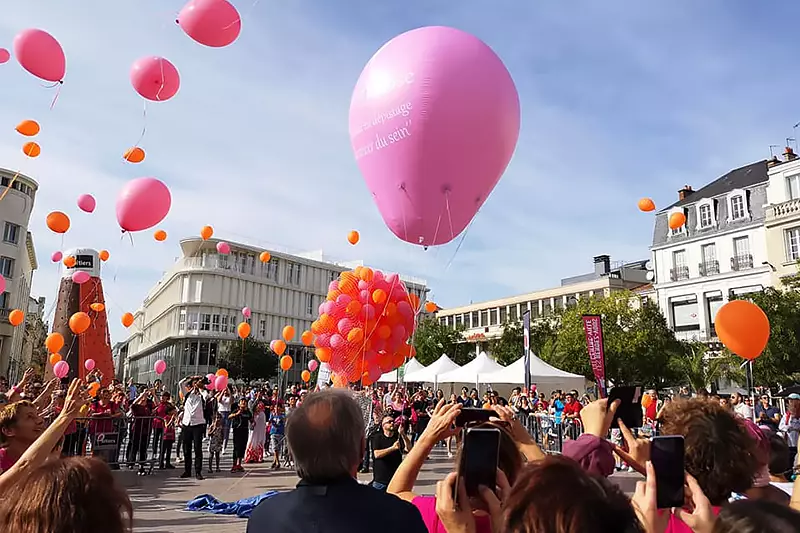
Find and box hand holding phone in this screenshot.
[608,386,643,429]
[455,427,500,508]
[650,435,685,508]
[455,408,494,428]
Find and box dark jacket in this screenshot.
[247,477,426,533]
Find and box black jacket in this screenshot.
[247,477,427,533]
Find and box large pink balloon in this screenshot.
[116,177,172,232]
[13,29,66,82]
[178,0,241,48]
[77,194,96,213]
[349,27,520,246]
[130,56,180,101]
[0,49,9,64]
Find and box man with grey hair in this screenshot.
[247,388,426,533]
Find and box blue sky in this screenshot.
[2,1,800,342]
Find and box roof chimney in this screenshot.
[678,185,693,201]
[593,255,611,277]
[785,147,798,162]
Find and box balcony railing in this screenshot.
[0,308,8,323]
[767,198,800,222]
[731,254,754,271]
[670,266,690,281]
[698,261,720,276]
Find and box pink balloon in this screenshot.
[178,0,241,48]
[337,318,354,335]
[0,49,9,64]
[242,306,251,318]
[307,360,318,372]
[84,358,96,371]
[368,364,382,382]
[154,359,167,375]
[269,340,277,351]
[77,194,96,213]
[328,280,339,292]
[13,29,66,82]
[216,242,231,255]
[130,56,180,102]
[330,334,345,349]
[51,251,63,262]
[215,374,228,391]
[116,177,172,232]
[358,280,369,290]
[315,333,331,348]
[0,276,5,294]
[206,373,216,382]
[53,360,70,379]
[71,271,90,284]
[349,27,519,246]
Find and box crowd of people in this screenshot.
[0,366,799,532]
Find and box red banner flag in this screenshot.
[581,315,607,397]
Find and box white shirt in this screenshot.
[218,395,232,413]
[734,402,753,420]
[180,379,207,426]
[779,413,800,447]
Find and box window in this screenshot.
[221,315,229,333]
[230,316,237,333]
[306,294,314,315]
[730,195,745,220]
[264,258,279,280]
[509,306,518,321]
[2,223,19,245]
[178,309,186,331]
[479,310,488,327]
[671,295,700,341]
[211,314,220,332]
[209,342,218,366]
[188,313,199,332]
[489,309,498,326]
[286,262,301,285]
[786,228,800,261]
[542,299,552,316]
[217,254,229,269]
[700,244,718,275]
[672,250,689,280]
[455,314,463,327]
[194,280,202,302]
[199,342,210,365]
[788,175,800,200]
[0,292,8,309]
[181,276,190,303]
[733,236,753,270]
[200,313,211,331]
[698,204,713,228]
[0,256,14,278]
[259,319,266,338]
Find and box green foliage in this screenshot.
[668,342,744,393]
[412,316,474,366]
[734,288,800,386]
[218,338,278,381]
[489,320,524,366]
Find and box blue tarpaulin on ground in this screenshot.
[185,491,280,518]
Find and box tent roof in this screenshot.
[483,353,586,385]
[404,354,461,383]
[438,352,505,383]
[377,358,426,382]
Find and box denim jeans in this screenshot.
[369,481,387,491]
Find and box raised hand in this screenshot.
[62,378,91,419]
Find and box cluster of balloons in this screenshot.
[311,267,418,385]
[46,332,67,376]
[208,368,229,391]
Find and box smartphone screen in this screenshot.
[455,408,494,428]
[458,427,500,500]
[650,435,685,508]
[607,386,643,429]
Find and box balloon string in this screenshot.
[49,83,63,110]
[223,0,262,30]
[0,171,21,202]
[444,192,454,243]
[444,213,474,272]
[132,100,148,150]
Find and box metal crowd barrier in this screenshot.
[520,413,585,453]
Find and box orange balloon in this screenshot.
[63,256,76,268]
[331,373,348,388]
[15,119,40,137]
[123,146,145,163]
[715,300,770,360]
[358,267,374,282]
[347,327,364,344]
[372,289,387,305]
[153,229,167,241]
[216,368,229,378]
[301,330,313,346]
[45,332,64,353]
[345,300,362,318]
[377,324,392,340]
[90,303,105,312]
[200,225,214,240]
[668,211,686,230]
[49,353,62,366]
[237,322,251,339]
[69,312,91,334]
[98,250,110,261]
[282,325,295,342]
[88,382,101,397]
[46,211,70,234]
[259,251,271,263]
[424,301,437,313]
[273,339,287,356]
[22,141,40,157]
[347,230,359,245]
[316,347,332,362]
[638,198,656,212]
[280,355,293,371]
[8,309,24,326]
[121,312,134,328]
[641,394,653,409]
[301,370,311,382]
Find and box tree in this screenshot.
[668,342,744,393]
[218,338,278,382]
[490,321,524,366]
[735,288,800,386]
[412,317,473,366]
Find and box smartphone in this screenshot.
[456,427,500,503]
[607,386,643,429]
[455,408,494,428]
[650,435,685,508]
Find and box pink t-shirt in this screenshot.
[412,495,492,533]
[0,448,17,474]
[665,507,721,532]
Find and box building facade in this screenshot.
[124,238,428,389]
[0,169,38,380]
[651,161,772,342]
[20,295,47,374]
[765,149,800,285]
[436,255,649,352]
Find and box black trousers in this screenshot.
[182,424,205,475]
[152,427,164,459]
[159,440,174,468]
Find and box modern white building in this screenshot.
[651,160,772,342]
[764,148,800,285]
[124,238,428,388]
[437,255,650,353]
[0,169,38,381]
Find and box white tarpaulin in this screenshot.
[403,354,461,385]
[482,354,587,393]
[378,358,426,383]
[438,352,505,384]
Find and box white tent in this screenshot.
[483,354,586,393]
[377,358,426,383]
[438,352,505,385]
[403,354,461,385]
